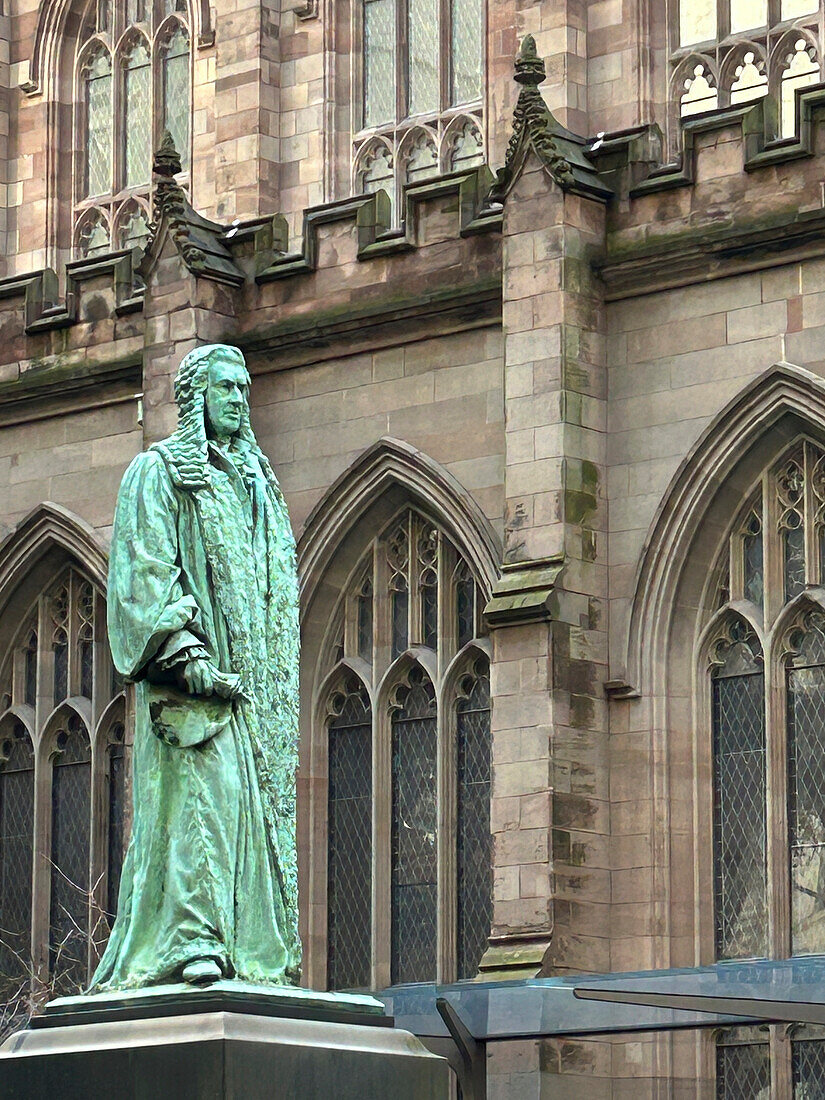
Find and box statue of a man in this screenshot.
[92,344,300,990]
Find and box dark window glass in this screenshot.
[162,26,190,171]
[124,41,151,188]
[0,723,34,999]
[787,614,825,955]
[391,666,437,984]
[456,569,475,649]
[84,49,112,198]
[53,630,68,705]
[357,577,373,664]
[107,726,126,923]
[457,661,492,979]
[743,512,764,606]
[24,631,37,708]
[785,517,806,602]
[50,718,92,994]
[327,680,373,991]
[716,1038,770,1099]
[391,582,408,660]
[712,630,767,960]
[792,1039,825,1095]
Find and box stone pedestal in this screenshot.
[0,982,449,1099]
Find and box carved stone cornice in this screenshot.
[487,36,613,207]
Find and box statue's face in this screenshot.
[204,358,249,441]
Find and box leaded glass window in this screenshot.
[327,678,373,991]
[456,660,492,979]
[50,715,92,995]
[0,722,34,1000]
[670,5,824,146]
[319,506,491,989]
[74,0,191,257]
[792,1032,825,1095]
[391,666,438,984]
[354,0,484,218]
[711,619,767,960]
[0,564,124,1001]
[716,1028,771,1099]
[710,440,825,1093]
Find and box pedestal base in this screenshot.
[0,983,449,1099]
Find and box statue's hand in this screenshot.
[179,658,217,697]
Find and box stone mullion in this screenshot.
[766,633,790,961]
[31,593,51,987]
[372,701,392,990]
[436,681,456,983]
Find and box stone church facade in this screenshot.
[2,0,825,1094]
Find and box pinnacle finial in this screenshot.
[514,34,545,86]
[154,129,182,179]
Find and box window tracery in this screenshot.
[354,0,485,219]
[73,0,191,258]
[319,506,492,989]
[670,2,823,141]
[0,566,124,999]
[708,440,825,1090]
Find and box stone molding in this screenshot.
[621,361,825,695]
[297,436,502,609]
[483,557,564,627]
[0,503,109,615]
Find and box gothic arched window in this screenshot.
[73,0,191,258]
[0,564,124,999]
[707,439,825,1091]
[353,0,485,218]
[320,507,492,990]
[670,2,822,143]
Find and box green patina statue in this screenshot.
[91,344,300,991]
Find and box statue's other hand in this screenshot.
[179,658,215,697]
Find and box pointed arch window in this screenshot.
[318,506,492,990]
[74,0,191,258]
[0,564,124,999]
[707,439,825,1091]
[353,0,485,220]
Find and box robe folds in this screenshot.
[91,440,300,990]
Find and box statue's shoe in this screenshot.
[182,958,223,985]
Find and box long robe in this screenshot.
[91,439,300,990]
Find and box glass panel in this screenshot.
[712,626,767,960]
[391,666,437,984]
[85,50,112,198]
[50,717,92,995]
[357,576,373,664]
[405,132,438,185]
[78,211,110,258]
[781,41,820,139]
[743,511,764,607]
[451,0,482,105]
[127,0,145,22]
[785,522,806,601]
[0,723,34,1000]
[457,660,491,979]
[77,581,94,700]
[162,27,190,171]
[730,52,768,107]
[788,618,825,955]
[327,679,372,991]
[0,660,10,712]
[361,144,395,219]
[387,520,409,659]
[456,566,475,649]
[107,726,126,922]
[716,1037,771,1099]
[783,0,818,18]
[730,0,767,33]
[408,0,438,115]
[364,0,395,127]
[124,41,152,188]
[418,524,438,651]
[793,1039,825,1095]
[680,63,718,117]
[450,120,484,171]
[24,629,37,708]
[117,206,150,252]
[680,0,715,47]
